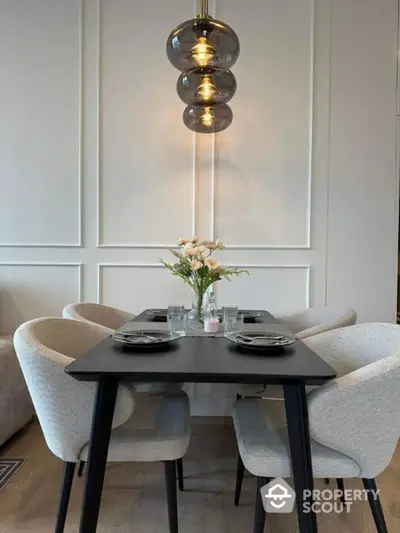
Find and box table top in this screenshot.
[66,310,336,385]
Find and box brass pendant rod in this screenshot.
[199,0,208,17]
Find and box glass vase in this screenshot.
[187,290,207,330]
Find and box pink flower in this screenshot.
[205,242,218,250]
[183,247,198,257]
[177,238,187,246]
[191,259,203,271]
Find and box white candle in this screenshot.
[204,317,220,333]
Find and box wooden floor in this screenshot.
[1,419,400,533]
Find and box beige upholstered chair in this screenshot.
[0,335,33,445]
[63,302,183,480]
[233,323,400,533]
[14,318,190,533]
[63,303,179,391]
[238,306,357,399]
[62,302,135,331]
[279,306,357,340]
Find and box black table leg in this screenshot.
[78,379,118,533]
[283,383,317,533]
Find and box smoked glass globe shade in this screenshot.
[166,17,240,72]
[182,103,233,133]
[177,67,236,106]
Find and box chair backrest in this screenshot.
[279,306,357,339]
[306,323,400,478]
[14,317,135,462]
[63,302,135,331]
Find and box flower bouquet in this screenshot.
[160,237,248,328]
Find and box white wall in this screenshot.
[1,0,398,415]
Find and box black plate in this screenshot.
[218,310,263,323]
[112,329,180,348]
[240,311,263,323]
[145,309,263,323]
[225,331,295,352]
[146,309,168,321]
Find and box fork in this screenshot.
[236,333,284,342]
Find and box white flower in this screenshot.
[205,242,218,250]
[197,245,206,254]
[216,238,225,250]
[170,249,183,259]
[191,259,203,271]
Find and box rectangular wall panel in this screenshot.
[0,0,81,246]
[0,264,82,334]
[99,264,309,317]
[99,0,195,246]
[98,264,192,313]
[216,265,310,314]
[327,0,398,321]
[214,0,314,248]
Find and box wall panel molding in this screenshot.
[97,262,163,303]
[0,262,83,302]
[97,262,310,308]
[0,0,83,248]
[225,263,311,308]
[96,0,196,248]
[213,0,315,250]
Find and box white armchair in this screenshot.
[63,302,180,393]
[238,306,357,399]
[279,306,357,339]
[14,317,190,533]
[233,323,400,533]
[62,302,135,332]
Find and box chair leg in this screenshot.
[254,477,269,533]
[236,393,242,400]
[54,462,76,533]
[234,454,245,506]
[176,458,184,491]
[164,460,178,533]
[336,478,345,504]
[77,461,85,478]
[362,478,388,533]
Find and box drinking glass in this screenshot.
[167,305,186,336]
[222,305,239,321]
[224,313,244,334]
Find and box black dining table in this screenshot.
[66,309,336,533]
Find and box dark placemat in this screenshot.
[116,322,293,338]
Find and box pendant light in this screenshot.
[166,0,239,133]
